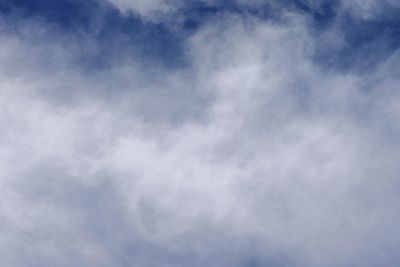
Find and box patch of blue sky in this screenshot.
[314,3,400,73]
[0,0,187,70]
[2,0,399,73]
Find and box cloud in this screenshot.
[103,0,181,20]
[1,1,400,267]
[342,0,400,20]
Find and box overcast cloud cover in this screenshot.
[1,0,400,266]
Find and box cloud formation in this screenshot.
[0,1,400,266]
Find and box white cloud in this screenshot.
[104,0,182,21]
[1,4,400,267]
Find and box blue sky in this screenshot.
[1,1,400,267]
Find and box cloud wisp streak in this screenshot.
[0,1,400,267]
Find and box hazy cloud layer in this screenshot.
[1,1,400,267]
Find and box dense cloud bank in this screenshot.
[1,1,400,266]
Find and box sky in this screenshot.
[0,0,400,266]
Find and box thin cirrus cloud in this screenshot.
[0,0,400,267]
